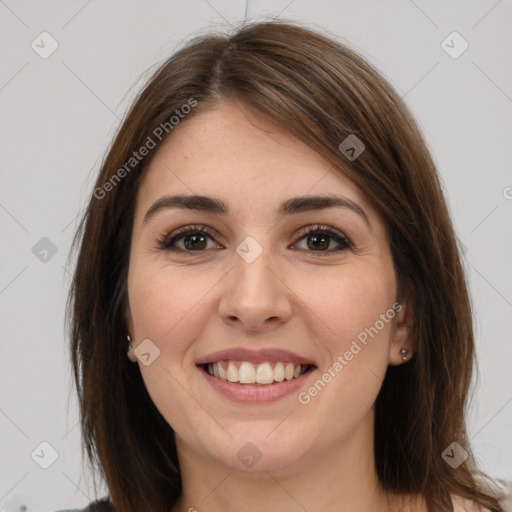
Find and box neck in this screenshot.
[171,409,410,512]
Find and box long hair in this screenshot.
[67,19,503,512]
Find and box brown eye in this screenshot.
[157,223,351,256]
[177,232,209,251]
[157,225,222,254]
[293,225,351,254]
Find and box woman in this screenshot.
[63,20,510,512]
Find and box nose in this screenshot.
[218,247,293,333]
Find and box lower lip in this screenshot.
[198,366,316,403]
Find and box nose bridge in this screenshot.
[232,236,279,303]
[235,241,274,294]
[218,234,293,329]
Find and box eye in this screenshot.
[156,223,351,255]
[292,224,351,254]
[156,224,221,254]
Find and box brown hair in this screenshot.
[67,19,502,512]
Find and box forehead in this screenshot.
[136,102,373,218]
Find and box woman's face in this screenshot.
[126,101,411,473]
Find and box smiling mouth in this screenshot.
[200,360,316,385]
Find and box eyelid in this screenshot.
[156,223,352,254]
[294,224,350,244]
[156,224,221,252]
[292,224,352,253]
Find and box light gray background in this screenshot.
[1,1,511,510]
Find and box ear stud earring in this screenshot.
[127,334,133,352]
[401,348,409,361]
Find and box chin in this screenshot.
[192,422,316,474]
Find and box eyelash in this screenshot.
[156,224,352,256]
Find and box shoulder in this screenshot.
[451,478,512,512]
[495,479,512,512]
[451,495,489,512]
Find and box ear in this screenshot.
[388,299,415,366]
[125,308,137,363]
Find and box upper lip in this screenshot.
[195,348,317,367]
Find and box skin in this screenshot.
[124,101,475,512]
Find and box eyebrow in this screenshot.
[143,194,370,226]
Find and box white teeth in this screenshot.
[207,360,309,385]
[227,361,238,382]
[256,362,274,384]
[285,362,294,381]
[239,361,256,383]
[274,362,285,382]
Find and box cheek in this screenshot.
[291,273,395,442]
[301,270,395,406]
[127,262,216,350]
[126,263,214,431]
[304,268,396,351]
